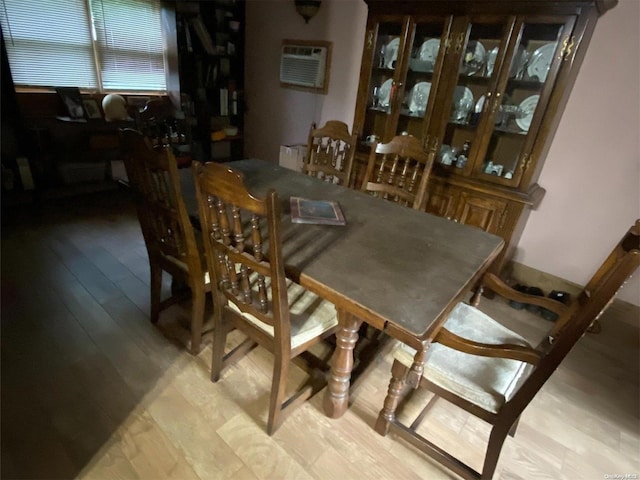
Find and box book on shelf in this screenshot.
[290,197,346,226]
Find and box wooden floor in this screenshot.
[2,190,638,480]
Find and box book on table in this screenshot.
[290,196,346,226]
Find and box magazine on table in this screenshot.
[290,196,346,226]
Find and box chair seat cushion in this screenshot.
[395,302,531,413]
[227,278,338,349]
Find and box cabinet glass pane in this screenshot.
[439,22,506,171]
[481,22,564,183]
[364,21,404,142]
[396,21,445,137]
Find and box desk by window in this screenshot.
[181,159,505,418]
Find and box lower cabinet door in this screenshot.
[425,183,459,219]
[455,192,507,234]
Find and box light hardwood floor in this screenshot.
[2,190,638,479]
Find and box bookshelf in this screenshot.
[176,0,245,162]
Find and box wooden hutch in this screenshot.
[351,0,617,271]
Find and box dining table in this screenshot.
[180,158,505,419]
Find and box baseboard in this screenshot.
[503,260,639,328]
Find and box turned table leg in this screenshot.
[323,309,362,418]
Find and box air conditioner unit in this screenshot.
[280,41,331,93]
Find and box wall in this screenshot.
[244,0,367,158]
[245,0,639,306]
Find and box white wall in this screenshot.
[245,0,640,306]
[244,0,366,159]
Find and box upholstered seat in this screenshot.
[227,277,338,350]
[394,302,530,414]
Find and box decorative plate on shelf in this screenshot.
[384,37,400,69]
[527,43,556,82]
[511,46,529,78]
[410,38,440,72]
[486,47,499,77]
[408,82,431,115]
[451,86,474,121]
[378,78,394,107]
[419,38,440,63]
[515,95,539,132]
[461,40,486,76]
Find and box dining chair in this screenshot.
[375,220,640,480]
[361,134,435,210]
[303,120,357,187]
[120,128,210,355]
[192,161,340,435]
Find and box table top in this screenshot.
[182,159,504,338]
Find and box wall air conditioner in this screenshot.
[280,40,331,94]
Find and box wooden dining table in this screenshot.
[180,159,505,419]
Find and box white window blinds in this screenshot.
[0,0,167,92]
[90,0,166,91]
[0,0,98,88]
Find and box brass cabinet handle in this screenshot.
[558,36,575,61]
[455,32,465,54]
[491,92,502,115]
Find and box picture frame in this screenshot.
[56,87,85,119]
[82,98,103,119]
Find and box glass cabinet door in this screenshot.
[476,17,576,187]
[362,16,450,146]
[434,18,513,175]
[433,16,576,187]
[363,17,405,144]
[394,17,451,140]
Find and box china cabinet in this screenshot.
[352,0,617,271]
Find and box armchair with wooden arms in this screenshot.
[192,161,340,435]
[303,120,357,187]
[120,128,210,354]
[361,134,435,210]
[375,220,640,480]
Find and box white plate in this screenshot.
[451,86,474,121]
[515,95,539,131]
[486,47,499,77]
[408,82,431,114]
[461,40,486,76]
[378,78,394,107]
[384,37,400,69]
[527,43,556,82]
[511,45,529,78]
[475,94,486,113]
[419,38,440,63]
[485,45,527,78]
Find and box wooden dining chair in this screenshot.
[303,120,357,187]
[375,220,640,480]
[120,128,210,354]
[361,134,434,210]
[192,161,340,435]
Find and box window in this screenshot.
[0,0,167,92]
